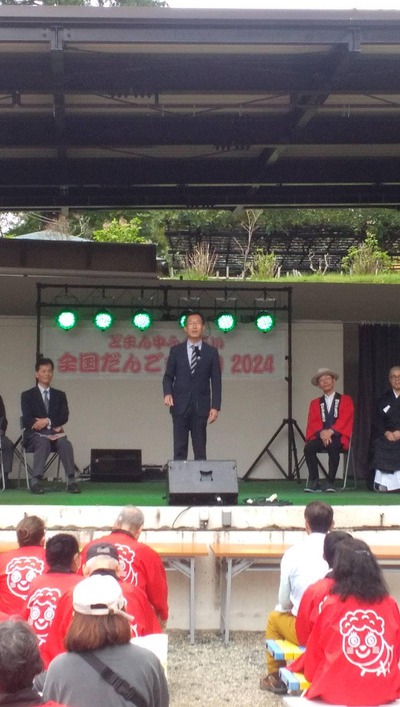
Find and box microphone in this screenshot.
[195,346,201,358]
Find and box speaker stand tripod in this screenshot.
[243,417,305,481]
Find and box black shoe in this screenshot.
[325,483,337,493]
[67,481,81,494]
[30,482,45,495]
[260,674,287,694]
[304,480,321,493]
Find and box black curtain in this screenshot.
[354,324,400,484]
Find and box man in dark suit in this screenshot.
[163,311,222,460]
[21,357,80,495]
[0,395,14,488]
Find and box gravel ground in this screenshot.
[167,631,284,707]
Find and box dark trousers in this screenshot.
[26,434,76,482]
[0,433,14,476]
[304,437,343,483]
[172,411,208,460]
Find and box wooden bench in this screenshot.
[266,638,305,661]
[266,639,309,694]
[279,667,310,694]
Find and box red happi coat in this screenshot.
[296,576,334,648]
[0,546,46,614]
[22,570,81,663]
[42,576,161,668]
[304,594,400,705]
[305,393,354,450]
[80,530,168,621]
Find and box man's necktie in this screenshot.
[43,389,50,414]
[190,345,199,376]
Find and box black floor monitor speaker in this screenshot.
[90,449,142,482]
[167,460,238,505]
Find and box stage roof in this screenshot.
[1,6,400,209]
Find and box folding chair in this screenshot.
[0,432,5,492]
[339,436,356,490]
[17,417,61,488]
[298,436,356,491]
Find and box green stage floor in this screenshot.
[0,478,398,507]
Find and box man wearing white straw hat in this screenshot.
[303,368,354,493]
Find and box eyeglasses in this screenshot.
[390,375,400,380]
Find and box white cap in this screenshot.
[73,575,127,617]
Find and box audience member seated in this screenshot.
[303,537,400,705]
[0,618,68,707]
[0,515,46,615]
[42,574,169,707]
[43,541,161,667]
[0,394,14,489]
[295,530,352,647]
[259,501,334,694]
[304,367,354,493]
[23,533,81,665]
[80,506,168,626]
[372,365,400,492]
[21,357,80,495]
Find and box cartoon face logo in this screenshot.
[27,587,61,644]
[340,609,394,676]
[115,544,138,586]
[6,556,45,599]
[130,621,139,639]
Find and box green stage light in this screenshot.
[56,309,78,331]
[179,311,190,328]
[255,311,276,333]
[216,312,236,332]
[132,309,152,331]
[93,309,114,331]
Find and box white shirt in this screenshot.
[275,532,328,616]
[324,392,335,412]
[37,384,51,428]
[186,340,202,365]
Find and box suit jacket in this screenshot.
[0,395,7,434]
[21,386,69,444]
[373,389,400,438]
[305,393,354,450]
[162,340,221,417]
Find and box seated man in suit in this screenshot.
[162,311,222,460]
[21,357,80,495]
[0,395,14,488]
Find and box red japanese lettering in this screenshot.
[108,334,123,349]
[122,354,142,373]
[204,336,225,350]
[79,353,100,373]
[100,353,121,372]
[138,336,151,349]
[122,335,137,350]
[152,335,167,349]
[57,353,78,373]
[144,353,164,373]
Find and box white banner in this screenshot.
[42,321,286,380]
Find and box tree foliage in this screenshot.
[341,232,391,275]
[92,217,147,243]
